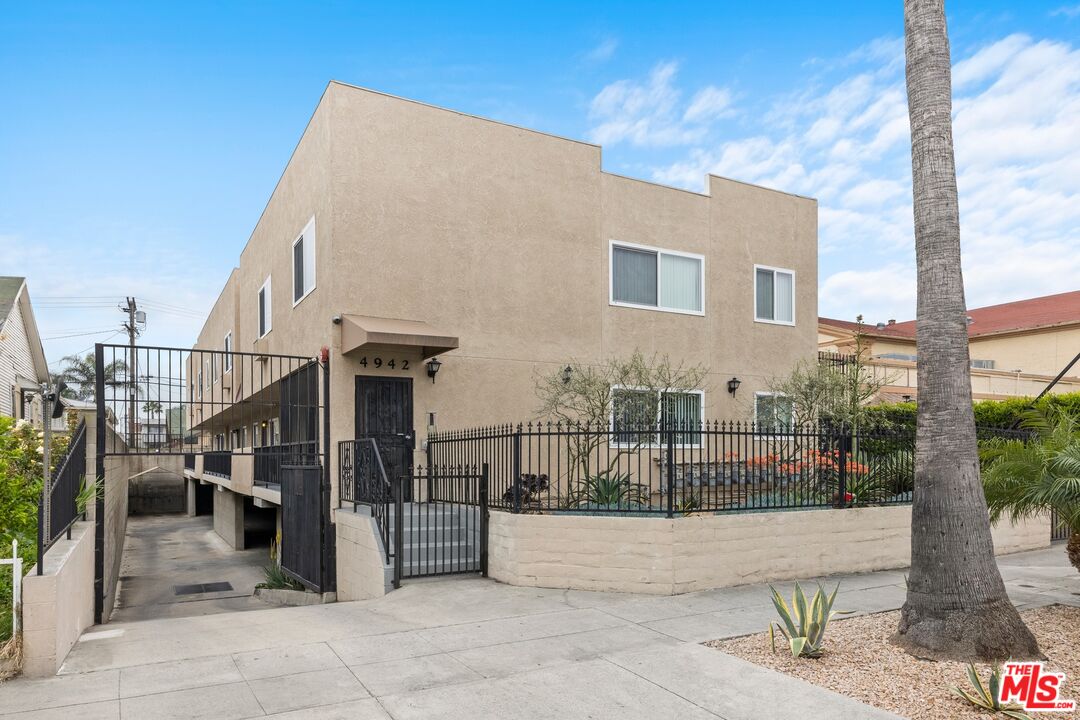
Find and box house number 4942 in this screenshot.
[357,356,409,370]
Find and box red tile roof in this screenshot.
[821,290,1080,339]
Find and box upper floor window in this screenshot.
[197,369,203,399]
[754,265,795,325]
[223,332,233,372]
[610,241,703,315]
[258,276,272,338]
[755,392,793,433]
[971,359,996,370]
[292,217,316,305]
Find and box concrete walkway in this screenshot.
[111,515,269,622]
[1,546,1075,719]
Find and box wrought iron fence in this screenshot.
[339,438,393,562]
[203,450,232,478]
[37,420,87,573]
[427,421,916,516]
[255,441,319,487]
[1051,510,1070,542]
[392,465,488,586]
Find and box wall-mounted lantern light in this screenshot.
[727,377,742,397]
[562,366,573,385]
[426,357,442,383]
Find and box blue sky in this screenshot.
[2,1,1079,366]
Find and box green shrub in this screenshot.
[865,392,1080,432]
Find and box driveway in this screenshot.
[0,546,1075,719]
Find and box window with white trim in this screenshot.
[754,266,795,324]
[754,392,793,433]
[610,387,704,446]
[223,332,233,372]
[197,370,203,399]
[610,242,703,314]
[292,217,316,305]
[258,276,272,338]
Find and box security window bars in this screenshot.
[611,242,703,314]
[755,392,793,433]
[754,265,795,324]
[292,217,316,305]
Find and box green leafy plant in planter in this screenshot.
[257,538,303,591]
[571,471,649,510]
[952,664,1034,719]
[767,582,851,658]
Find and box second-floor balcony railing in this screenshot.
[254,441,320,488]
[203,450,232,479]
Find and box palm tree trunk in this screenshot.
[1068,532,1080,574]
[895,0,1040,661]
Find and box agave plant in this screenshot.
[573,471,649,509]
[952,664,1034,720]
[980,407,1080,573]
[767,582,851,658]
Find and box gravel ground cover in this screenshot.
[709,606,1079,719]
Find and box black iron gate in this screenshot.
[1051,510,1069,542]
[93,342,334,620]
[392,465,488,588]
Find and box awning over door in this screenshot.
[340,314,458,359]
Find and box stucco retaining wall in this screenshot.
[22,521,95,678]
[489,507,1052,595]
[335,509,391,601]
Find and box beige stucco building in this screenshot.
[183,81,818,548]
[819,290,1080,401]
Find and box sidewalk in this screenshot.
[0,546,1074,719]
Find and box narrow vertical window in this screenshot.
[258,276,272,337]
[223,332,233,372]
[292,217,316,305]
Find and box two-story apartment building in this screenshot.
[183,81,818,549]
[819,290,1080,401]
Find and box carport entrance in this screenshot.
[93,342,334,623]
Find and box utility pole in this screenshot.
[120,297,141,447]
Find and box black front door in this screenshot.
[355,376,414,485]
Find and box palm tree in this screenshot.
[982,408,1080,574]
[142,400,163,417]
[896,0,1040,660]
[58,353,128,402]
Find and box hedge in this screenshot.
[865,392,1080,430]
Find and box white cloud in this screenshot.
[1051,5,1080,18]
[637,33,1080,322]
[584,37,618,64]
[587,62,736,147]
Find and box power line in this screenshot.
[42,328,121,341]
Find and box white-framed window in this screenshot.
[754,265,795,325]
[223,332,233,372]
[258,276,272,338]
[971,359,996,369]
[197,370,203,399]
[610,241,704,315]
[610,386,704,446]
[754,392,793,433]
[292,216,316,306]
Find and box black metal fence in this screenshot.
[427,421,915,516]
[183,453,195,471]
[1051,510,1070,542]
[37,421,87,573]
[94,342,323,457]
[392,465,488,587]
[203,450,232,478]
[255,441,319,487]
[339,438,393,562]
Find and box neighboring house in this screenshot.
[819,290,1080,401]
[0,276,49,426]
[183,81,818,548]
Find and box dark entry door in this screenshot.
[355,376,414,484]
